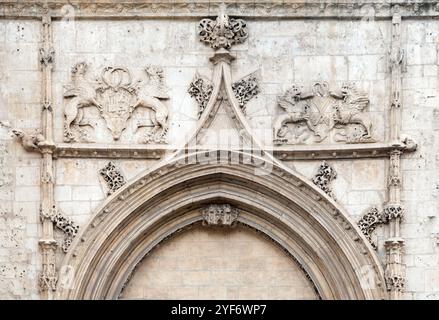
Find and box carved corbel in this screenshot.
[12,128,45,152]
[383,203,404,222]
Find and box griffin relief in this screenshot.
[273,82,375,144]
[63,63,170,144]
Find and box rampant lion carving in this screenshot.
[63,63,170,144]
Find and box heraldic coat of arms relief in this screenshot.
[63,62,170,144]
[273,81,375,145]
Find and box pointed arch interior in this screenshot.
[57,151,386,300]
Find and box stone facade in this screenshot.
[121,225,318,300]
[0,0,437,300]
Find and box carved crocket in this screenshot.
[63,62,103,142]
[330,82,373,140]
[273,85,314,142]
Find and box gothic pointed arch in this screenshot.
[57,150,386,300]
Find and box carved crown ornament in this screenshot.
[63,62,170,144]
[198,14,248,50]
[274,82,375,145]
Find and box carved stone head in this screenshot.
[71,62,88,75]
[284,85,302,102]
[340,82,355,96]
[145,65,164,79]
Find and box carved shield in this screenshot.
[96,67,138,140]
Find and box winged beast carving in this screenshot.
[63,63,170,143]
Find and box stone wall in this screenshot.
[0,20,42,299]
[0,1,438,300]
[120,224,318,300]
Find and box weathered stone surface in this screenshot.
[0,5,438,300]
[120,225,318,300]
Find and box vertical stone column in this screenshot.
[385,9,405,299]
[38,13,58,299]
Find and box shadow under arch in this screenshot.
[57,150,387,300]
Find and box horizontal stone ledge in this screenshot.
[1,1,439,19]
[53,141,415,160]
[272,142,412,160]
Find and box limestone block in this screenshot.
[406,43,437,66]
[348,55,384,81]
[54,186,72,202]
[71,186,104,201]
[294,55,348,82]
[14,186,40,202]
[75,22,108,53]
[15,166,40,186]
[351,160,385,191]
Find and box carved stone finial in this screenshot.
[232,73,260,113]
[198,14,248,50]
[99,162,126,196]
[201,204,239,227]
[188,73,213,119]
[312,161,337,199]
